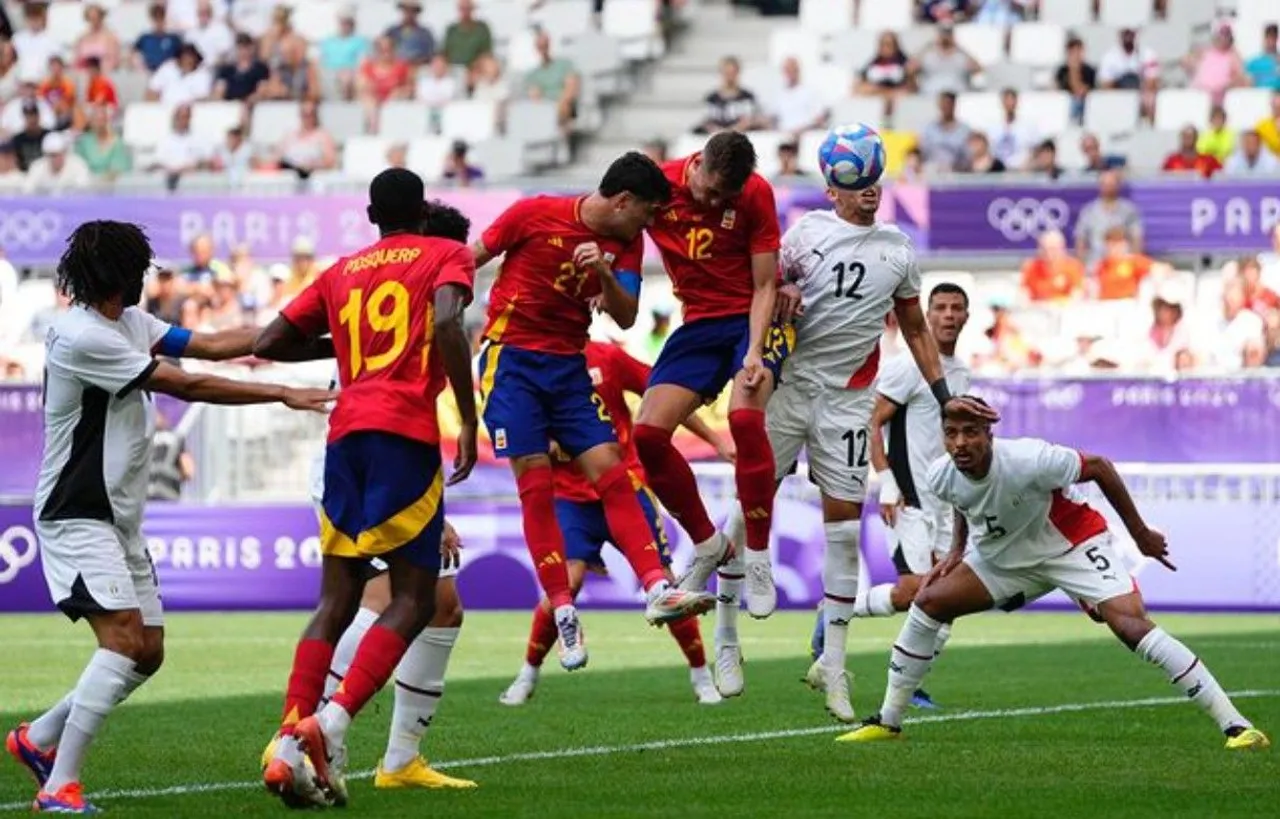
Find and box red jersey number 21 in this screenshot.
[338,281,432,376]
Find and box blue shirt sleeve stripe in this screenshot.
[616,271,642,299]
[157,327,192,358]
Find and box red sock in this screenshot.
[595,463,666,590]
[668,615,706,668]
[330,625,408,718]
[517,465,574,608]
[525,603,558,667]
[634,423,716,544]
[729,409,776,552]
[280,639,334,732]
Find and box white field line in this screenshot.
[1,689,1275,812]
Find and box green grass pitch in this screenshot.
[2,611,1278,817]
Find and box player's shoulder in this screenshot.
[995,437,1055,467]
[869,222,913,250]
[47,307,120,358]
[924,453,956,494]
[661,157,689,186]
[739,170,777,205]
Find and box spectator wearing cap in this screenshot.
[444,0,493,68]
[768,57,827,138]
[149,104,210,189]
[417,54,461,132]
[524,29,580,131]
[1162,125,1222,179]
[75,104,132,180]
[1079,132,1125,172]
[149,42,213,105]
[26,131,92,193]
[442,140,484,187]
[10,101,48,171]
[1020,229,1083,302]
[275,101,336,180]
[320,6,370,101]
[186,1,235,66]
[213,34,269,102]
[773,140,807,182]
[37,55,76,131]
[285,236,320,296]
[696,56,760,134]
[260,36,320,101]
[1224,128,1279,176]
[1056,35,1096,124]
[84,57,119,112]
[1098,28,1159,121]
[134,3,183,73]
[385,1,435,66]
[1196,106,1235,163]
[210,125,252,185]
[1145,283,1191,374]
[1093,226,1152,300]
[0,143,25,192]
[1074,169,1142,266]
[13,3,58,83]
[910,23,979,96]
[75,3,121,72]
[919,91,970,172]
[1184,24,1247,107]
[1,81,55,136]
[1245,23,1280,91]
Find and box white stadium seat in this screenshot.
[768,28,824,76]
[1112,129,1179,173]
[506,99,558,148]
[405,137,452,183]
[505,29,542,74]
[441,100,498,142]
[825,29,878,70]
[954,24,1006,68]
[1009,23,1066,69]
[1154,88,1211,132]
[745,131,786,179]
[1083,90,1140,138]
[250,101,303,148]
[1224,88,1272,131]
[956,91,1003,133]
[342,136,392,181]
[191,101,245,143]
[831,97,888,129]
[798,0,853,35]
[671,132,710,160]
[808,63,854,108]
[602,0,663,61]
[1038,0,1092,27]
[1099,0,1152,29]
[1019,91,1071,136]
[123,103,174,151]
[289,1,340,44]
[1141,21,1192,64]
[47,2,86,50]
[318,101,365,143]
[891,94,937,133]
[857,0,912,32]
[530,0,593,42]
[482,0,533,47]
[356,1,400,41]
[739,62,783,113]
[105,2,152,47]
[377,100,432,141]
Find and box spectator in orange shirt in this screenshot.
[1020,229,1085,302]
[37,54,75,130]
[1161,124,1222,178]
[1094,226,1153,299]
[84,56,118,111]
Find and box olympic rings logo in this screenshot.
[986,197,1071,242]
[0,525,37,584]
[0,210,63,249]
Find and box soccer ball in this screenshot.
[817,124,886,191]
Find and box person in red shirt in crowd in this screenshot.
[358,35,412,130]
[37,55,76,130]
[1094,226,1153,299]
[1238,255,1280,313]
[1020,229,1085,302]
[84,56,118,111]
[499,337,734,708]
[1162,124,1222,178]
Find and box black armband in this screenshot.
[930,378,952,407]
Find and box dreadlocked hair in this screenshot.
[56,220,154,306]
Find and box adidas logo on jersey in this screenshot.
[547,237,564,248]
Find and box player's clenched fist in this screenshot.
[573,242,609,274]
[1134,526,1176,571]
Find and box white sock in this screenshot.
[714,547,745,647]
[322,607,379,706]
[316,701,354,748]
[879,605,943,728]
[27,695,73,751]
[934,623,952,658]
[1136,627,1250,733]
[855,583,897,617]
[383,627,459,772]
[821,520,860,673]
[45,649,136,792]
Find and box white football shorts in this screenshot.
[889,503,954,575]
[37,519,164,627]
[767,384,873,503]
[964,532,1134,610]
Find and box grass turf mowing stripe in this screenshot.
[2,689,1275,811]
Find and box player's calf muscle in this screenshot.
[88,610,147,660]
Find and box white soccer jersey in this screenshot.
[779,211,921,392]
[876,352,971,511]
[925,437,1109,570]
[35,305,169,533]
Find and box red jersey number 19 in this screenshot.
[338,281,433,377]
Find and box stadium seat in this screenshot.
[568,32,629,98]
[832,97,888,129]
[1083,90,1140,138]
[318,101,365,143]
[47,2,85,50]
[355,1,400,41]
[809,64,854,108]
[1224,88,1272,131]
[505,29,542,74]
[1154,88,1210,132]
[1077,23,1118,65]
[671,132,710,160]
[111,70,151,106]
[179,171,236,193]
[191,101,245,143]
[1099,0,1152,28]
[442,99,499,142]
[797,129,825,175]
[740,62,783,112]
[242,173,299,195]
[290,0,340,44]
[468,136,526,181]
[602,0,664,62]
[123,103,174,151]
[897,25,937,58]
[113,172,170,194]
[857,0,912,32]
[1112,129,1179,173]
[768,28,824,76]
[1141,21,1192,64]
[378,100,432,141]
[746,131,786,178]
[250,101,303,148]
[954,25,1007,68]
[798,0,853,35]
[342,136,393,181]
[980,62,1036,92]
[891,94,937,133]
[1020,91,1071,136]
[483,1,533,49]
[825,29,878,70]
[1163,0,1217,29]
[1037,0,1093,27]
[1009,23,1066,69]
[106,2,152,47]
[505,99,557,149]
[956,91,1003,133]
[1053,127,1087,170]
[529,0,592,43]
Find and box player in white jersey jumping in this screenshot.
[840,400,1271,750]
[6,221,334,815]
[712,180,994,723]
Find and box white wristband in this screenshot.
[877,470,901,505]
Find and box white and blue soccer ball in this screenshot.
[817,123,886,191]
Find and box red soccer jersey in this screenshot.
[552,341,651,502]
[282,233,475,446]
[481,195,644,356]
[647,155,782,322]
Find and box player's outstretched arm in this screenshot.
[186,326,334,362]
[252,317,338,362]
[895,299,997,422]
[144,360,335,410]
[435,282,479,485]
[1079,453,1175,570]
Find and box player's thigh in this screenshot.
[478,343,553,459]
[555,498,609,578]
[764,383,809,480]
[891,506,936,576]
[120,528,165,629]
[545,354,618,461]
[646,316,740,407]
[956,550,1053,616]
[729,320,794,412]
[1037,534,1138,610]
[349,432,447,573]
[359,562,392,613]
[911,559,1001,621]
[805,390,873,506]
[36,519,145,624]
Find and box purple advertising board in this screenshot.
[1,492,1276,614]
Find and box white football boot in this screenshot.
[499,664,540,706]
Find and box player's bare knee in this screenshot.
[892,576,922,610]
[135,633,165,676]
[512,453,553,477]
[95,615,147,662]
[429,601,463,629]
[911,585,952,622]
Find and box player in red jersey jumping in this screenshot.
[634,131,798,601]
[499,338,734,706]
[254,168,479,809]
[473,152,714,671]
